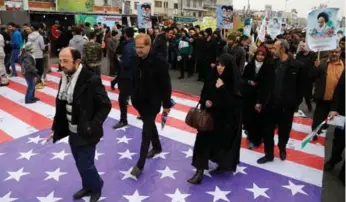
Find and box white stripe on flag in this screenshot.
[0,109,38,138]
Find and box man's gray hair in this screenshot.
[278,39,290,53]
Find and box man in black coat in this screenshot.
[151,27,174,61]
[130,33,172,177]
[113,27,138,129]
[256,39,303,164]
[45,47,112,202]
[324,70,345,185]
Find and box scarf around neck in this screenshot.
[58,64,83,104]
[255,60,263,74]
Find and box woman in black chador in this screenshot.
[188,53,242,184]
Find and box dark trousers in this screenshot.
[136,114,162,169]
[262,106,295,158]
[35,58,44,82]
[69,133,103,192]
[9,49,20,76]
[179,56,189,77]
[329,127,345,164]
[192,131,212,170]
[24,74,36,102]
[312,100,331,131]
[118,79,132,122]
[244,101,263,146]
[5,53,11,74]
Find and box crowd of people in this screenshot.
[0,20,345,202]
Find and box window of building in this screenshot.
[193,0,197,7]
[187,0,191,7]
[134,1,139,10]
[174,3,178,9]
[164,2,168,8]
[155,1,162,7]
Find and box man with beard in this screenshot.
[311,47,344,140]
[295,41,316,112]
[339,36,345,62]
[223,33,246,74]
[256,39,303,164]
[45,48,111,202]
[130,34,172,178]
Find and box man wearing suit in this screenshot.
[45,47,112,202]
[130,33,172,177]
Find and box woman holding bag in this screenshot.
[188,53,242,184]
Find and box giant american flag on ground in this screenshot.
[0,65,325,202]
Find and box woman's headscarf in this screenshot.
[217,53,241,96]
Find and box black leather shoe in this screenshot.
[313,135,318,141]
[73,188,91,200]
[257,156,274,164]
[113,121,128,130]
[214,166,226,174]
[280,151,287,161]
[131,166,142,178]
[147,149,162,159]
[187,169,204,184]
[90,192,102,202]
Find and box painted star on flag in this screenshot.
[123,190,149,202]
[95,150,104,160]
[116,135,132,144]
[118,149,137,160]
[206,186,231,202]
[157,166,178,179]
[17,149,38,160]
[115,126,128,131]
[246,183,270,199]
[51,150,70,160]
[36,191,62,202]
[57,137,69,144]
[181,149,193,158]
[153,152,169,159]
[0,192,18,202]
[282,180,308,196]
[27,136,44,144]
[4,168,30,182]
[44,168,67,182]
[166,188,190,202]
[0,153,4,156]
[120,167,138,180]
[233,166,247,175]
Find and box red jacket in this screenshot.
[51,25,60,40]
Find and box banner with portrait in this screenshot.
[243,18,253,36]
[137,2,152,29]
[216,4,234,29]
[266,17,282,40]
[306,8,339,52]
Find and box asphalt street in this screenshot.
[57,57,345,202]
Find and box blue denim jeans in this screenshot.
[24,74,36,102]
[10,49,20,76]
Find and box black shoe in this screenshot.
[187,169,204,184]
[90,192,102,202]
[130,166,142,178]
[25,100,37,104]
[73,188,91,200]
[257,156,274,164]
[113,121,128,130]
[137,116,142,120]
[324,162,336,171]
[313,135,318,141]
[280,150,287,161]
[33,97,40,101]
[147,149,162,159]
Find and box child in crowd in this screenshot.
[20,42,39,104]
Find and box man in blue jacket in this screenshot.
[113,27,138,129]
[7,23,23,77]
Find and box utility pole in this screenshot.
[180,0,183,16]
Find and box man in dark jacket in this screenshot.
[223,33,246,74]
[324,70,345,185]
[256,39,303,164]
[152,27,173,61]
[130,33,172,177]
[113,27,138,129]
[45,47,111,202]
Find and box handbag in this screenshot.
[185,103,214,132]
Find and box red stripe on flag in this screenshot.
[0,97,52,130]
[293,117,313,125]
[275,129,326,146]
[0,129,13,143]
